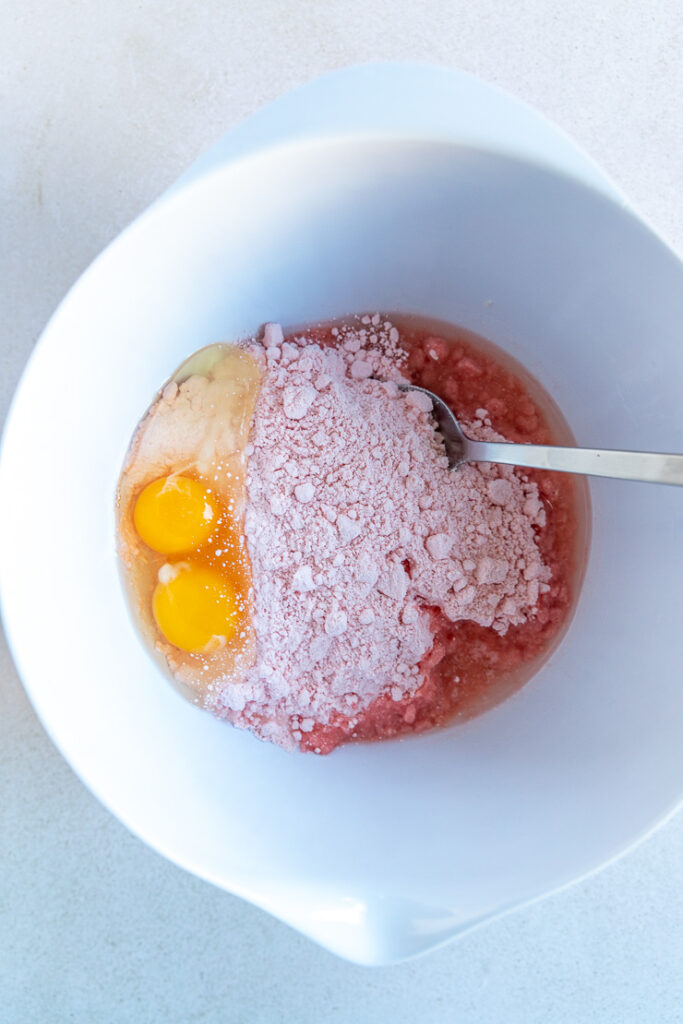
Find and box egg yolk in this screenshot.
[152,563,240,653]
[134,475,216,554]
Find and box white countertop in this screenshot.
[2,2,682,1021]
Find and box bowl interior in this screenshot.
[2,138,683,964]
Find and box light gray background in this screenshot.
[2,2,682,1022]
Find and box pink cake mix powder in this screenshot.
[205,316,581,753]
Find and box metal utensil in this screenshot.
[401,384,683,486]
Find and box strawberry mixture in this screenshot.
[202,316,585,753]
[301,320,582,753]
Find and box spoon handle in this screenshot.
[465,439,683,486]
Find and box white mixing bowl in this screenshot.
[2,64,682,964]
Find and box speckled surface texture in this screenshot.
[2,2,683,1021]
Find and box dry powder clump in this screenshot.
[206,318,549,749]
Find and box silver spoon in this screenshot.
[401,384,683,486]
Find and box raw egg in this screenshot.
[153,561,239,653]
[134,475,217,554]
[116,344,261,697]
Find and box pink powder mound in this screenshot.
[205,319,551,751]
